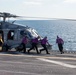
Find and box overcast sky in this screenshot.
[0,0,76,19]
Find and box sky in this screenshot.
[0,0,76,19]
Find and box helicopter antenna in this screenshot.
[12,20,16,24]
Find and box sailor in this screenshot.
[56,36,64,54]
[28,36,40,54]
[0,35,3,51]
[40,36,50,54]
[21,35,28,53]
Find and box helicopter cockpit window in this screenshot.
[7,30,14,40]
[31,29,38,37]
[20,30,27,36]
[20,30,24,35]
[19,30,27,38]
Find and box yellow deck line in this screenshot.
[0,53,76,60]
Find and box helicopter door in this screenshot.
[7,30,21,48]
[7,30,16,47]
[7,30,14,40]
[0,30,4,41]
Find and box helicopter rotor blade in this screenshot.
[0,12,76,21]
[17,16,76,21]
[0,12,20,18]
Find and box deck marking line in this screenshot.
[0,70,39,75]
[37,58,76,68]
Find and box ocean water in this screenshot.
[15,20,76,51]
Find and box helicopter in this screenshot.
[0,12,43,52]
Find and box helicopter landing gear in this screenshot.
[2,44,8,52]
[16,43,24,52]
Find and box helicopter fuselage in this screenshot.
[0,21,39,51]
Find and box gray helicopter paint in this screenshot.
[0,21,39,49]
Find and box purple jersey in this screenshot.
[41,38,48,44]
[32,38,39,43]
[56,38,64,44]
[22,37,28,44]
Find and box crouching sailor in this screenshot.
[28,36,40,54]
[40,36,50,54]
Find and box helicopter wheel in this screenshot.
[2,45,8,52]
[16,43,24,52]
[15,47,19,51]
